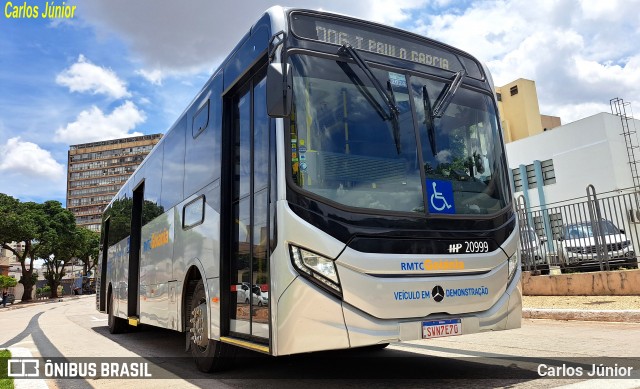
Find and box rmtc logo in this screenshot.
[448,243,463,253]
[400,259,465,271]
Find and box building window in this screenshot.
[512,159,556,192]
[510,85,518,96]
[512,168,523,192]
[525,164,537,189]
[496,92,502,102]
[541,159,556,185]
[533,212,563,240]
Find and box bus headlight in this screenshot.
[289,245,342,296]
[507,252,519,284]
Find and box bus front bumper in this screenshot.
[342,273,522,348]
[275,273,522,355]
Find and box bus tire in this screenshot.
[189,280,235,372]
[108,290,127,334]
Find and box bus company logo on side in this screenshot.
[142,228,169,252]
[400,259,465,271]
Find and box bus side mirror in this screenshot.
[267,63,292,118]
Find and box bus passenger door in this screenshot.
[225,65,271,343]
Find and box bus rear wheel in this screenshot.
[189,280,235,372]
[108,290,127,334]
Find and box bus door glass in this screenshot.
[229,67,270,340]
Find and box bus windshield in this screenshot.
[289,53,509,215]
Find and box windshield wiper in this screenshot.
[338,44,401,153]
[339,44,399,119]
[432,70,465,118]
[386,80,402,154]
[422,85,437,156]
[422,70,466,155]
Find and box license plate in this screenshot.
[422,319,462,339]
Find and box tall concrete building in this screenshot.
[496,78,561,143]
[66,134,162,231]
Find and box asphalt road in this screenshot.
[1,296,640,389]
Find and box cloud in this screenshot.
[56,54,130,99]
[136,68,163,85]
[361,0,429,24]
[552,102,612,124]
[409,0,640,123]
[78,1,429,72]
[54,101,146,144]
[0,137,65,179]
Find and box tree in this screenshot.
[0,275,17,291]
[75,227,100,278]
[36,201,77,299]
[0,193,45,302]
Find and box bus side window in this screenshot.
[185,73,223,199]
[160,116,186,210]
[192,100,210,139]
[142,146,164,226]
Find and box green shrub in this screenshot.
[0,349,14,388]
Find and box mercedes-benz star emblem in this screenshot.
[432,285,444,302]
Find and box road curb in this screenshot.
[2,295,91,311]
[523,308,640,323]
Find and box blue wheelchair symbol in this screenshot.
[427,179,455,214]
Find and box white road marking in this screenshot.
[7,347,49,389]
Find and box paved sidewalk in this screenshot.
[522,295,640,322]
[0,295,86,311]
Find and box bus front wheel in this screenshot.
[189,280,235,372]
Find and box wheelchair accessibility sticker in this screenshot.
[427,179,455,214]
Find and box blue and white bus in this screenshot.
[97,6,521,372]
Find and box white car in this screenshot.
[558,220,636,269]
[257,291,269,307]
[236,283,251,304]
[236,283,268,306]
[520,227,547,267]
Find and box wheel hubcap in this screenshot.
[189,302,209,347]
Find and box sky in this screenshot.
[1,0,639,205]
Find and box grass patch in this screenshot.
[0,349,14,389]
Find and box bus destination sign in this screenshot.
[315,22,454,70]
[291,13,482,77]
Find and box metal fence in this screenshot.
[516,186,640,274]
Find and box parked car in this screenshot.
[519,227,548,273]
[557,219,636,269]
[236,283,250,304]
[236,283,268,306]
[257,291,269,307]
